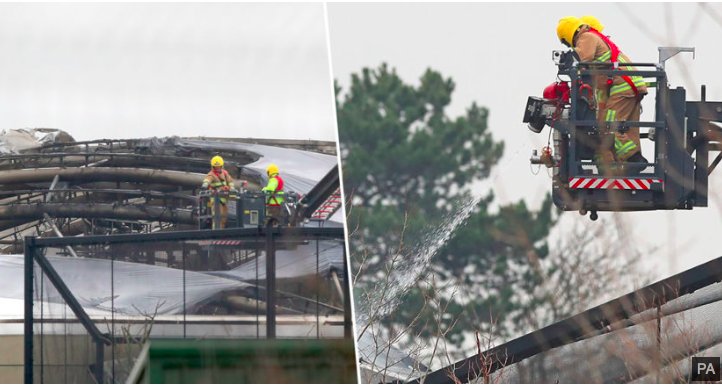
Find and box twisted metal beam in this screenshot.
[0,203,196,224]
[0,167,205,188]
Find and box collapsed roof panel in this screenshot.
[0,128,74,154]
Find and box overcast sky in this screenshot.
[0,3,337,141]
[329,3,722,281]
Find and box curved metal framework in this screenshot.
[0,136,336,252]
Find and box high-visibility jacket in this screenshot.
[262,173,285,206]
[202,169,234,204]
[574,28,647,103]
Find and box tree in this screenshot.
[337,63,557,350]
[338,63,504,261]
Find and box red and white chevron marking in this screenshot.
[568,177,663,190]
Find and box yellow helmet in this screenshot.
[580,15,604,32]
[266,163,279,176]
[211,155,224,168]
[557,16,584,47]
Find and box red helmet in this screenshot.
[542,81,570,103]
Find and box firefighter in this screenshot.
[201,155,234,229]
[557,16,648,175]
[261,163,285,226]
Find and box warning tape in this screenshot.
[198,240,244,246]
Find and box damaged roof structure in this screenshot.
[0,128,349,383]
[0,128,340,249]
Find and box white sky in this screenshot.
[0,3,337,141]
[329,3,722,282]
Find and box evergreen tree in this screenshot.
[337,63,556,346]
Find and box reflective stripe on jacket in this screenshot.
[594,51,647,96]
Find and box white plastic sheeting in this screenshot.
[0,255,247,319]
[0,239,345,322]
[0,128,74,154]
[212,240,345,281]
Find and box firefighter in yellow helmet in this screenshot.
[261,163,285,226]
[201,155,235,229]
[556,16,648,175]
